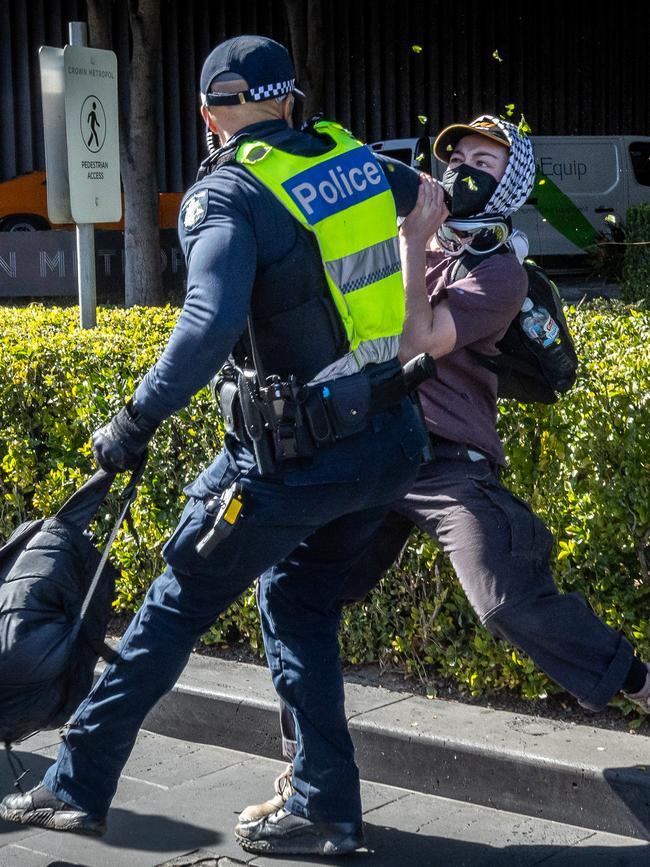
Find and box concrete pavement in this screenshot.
[1,727,649,867]
[142,653,650,842]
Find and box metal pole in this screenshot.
[69,21,97,329]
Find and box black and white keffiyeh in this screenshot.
[473,115,537,218]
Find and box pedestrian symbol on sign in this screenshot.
[80,94,106,153]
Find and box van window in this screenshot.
[378,148,413,167]
[629,143,650,186]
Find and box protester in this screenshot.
[238,115,650,835]
[0,35,429,857]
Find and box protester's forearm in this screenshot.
[399,233,435,362]
[399,234,457,362]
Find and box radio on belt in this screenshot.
[196,481,244,558]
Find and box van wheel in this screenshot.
[1,215,49,232]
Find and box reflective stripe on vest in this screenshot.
[237,120,404,352]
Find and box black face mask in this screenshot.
[441,164,499,218]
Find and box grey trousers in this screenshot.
[276,455,634,757]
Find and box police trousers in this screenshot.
[267,453,634,764]
[42,399,425,824]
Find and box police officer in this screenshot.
[0,35,428,856]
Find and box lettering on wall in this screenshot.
[0,230,186,296]
[40,250,67,278]
[0,252,16,279]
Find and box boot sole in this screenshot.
[236,830,363,856]
[0,803,106,837]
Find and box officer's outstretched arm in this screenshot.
[92,200,257,472]
[376,155,421,217]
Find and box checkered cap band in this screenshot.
[471,115,536,218]
[249,78,295,101]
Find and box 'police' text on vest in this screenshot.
[283,148,390,225]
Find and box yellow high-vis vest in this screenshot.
[237,120,404,352]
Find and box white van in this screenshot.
[370,136,650,259]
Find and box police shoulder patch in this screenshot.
[182,189,209,231]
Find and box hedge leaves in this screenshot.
[1,302,649,706]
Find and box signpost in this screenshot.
[39,21,121,328]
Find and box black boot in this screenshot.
[0,784,107,837]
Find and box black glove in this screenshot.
[91,399,159,474]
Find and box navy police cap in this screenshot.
[201,35,305,106]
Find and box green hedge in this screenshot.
[1,303,649,707]
[622,203,650,303]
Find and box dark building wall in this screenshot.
[1,0,85,183]
[1,0,648,189]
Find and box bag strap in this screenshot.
[55,469,115,531]
[467,347,542,378]
[69,456,147,660]
[449,246,509,285]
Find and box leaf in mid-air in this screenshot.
[492,49,503,62]
[518,113,532,135]
[417,114,428,125]
[412,45,423,54]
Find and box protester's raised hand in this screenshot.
[400,174,449,245]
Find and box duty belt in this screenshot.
[216,353,436,475]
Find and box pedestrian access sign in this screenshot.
[63,45,121,224]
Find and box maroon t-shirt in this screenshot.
[417,249,528,465]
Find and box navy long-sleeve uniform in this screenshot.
[134,119,419,421]
[41,117,427,830]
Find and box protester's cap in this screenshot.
[201,35,305,106]
[433,118,511,163]
[434,114,536,218]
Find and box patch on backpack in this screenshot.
[182,190,208,230]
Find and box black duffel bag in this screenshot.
[0,463,143,752]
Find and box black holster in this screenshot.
[237,370,278,475]
[215,354,436,476]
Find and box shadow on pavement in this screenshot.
[260,824,650,867]
[605,765,650,840]
[101,807,222,851]
[0,749,222,853]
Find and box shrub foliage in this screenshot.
[622,203,650,304]
[1,303,649,705]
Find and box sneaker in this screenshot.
[235,807,364,856]
[238,763,294,824]
[623,662,650,712]
[0,785,107,837]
